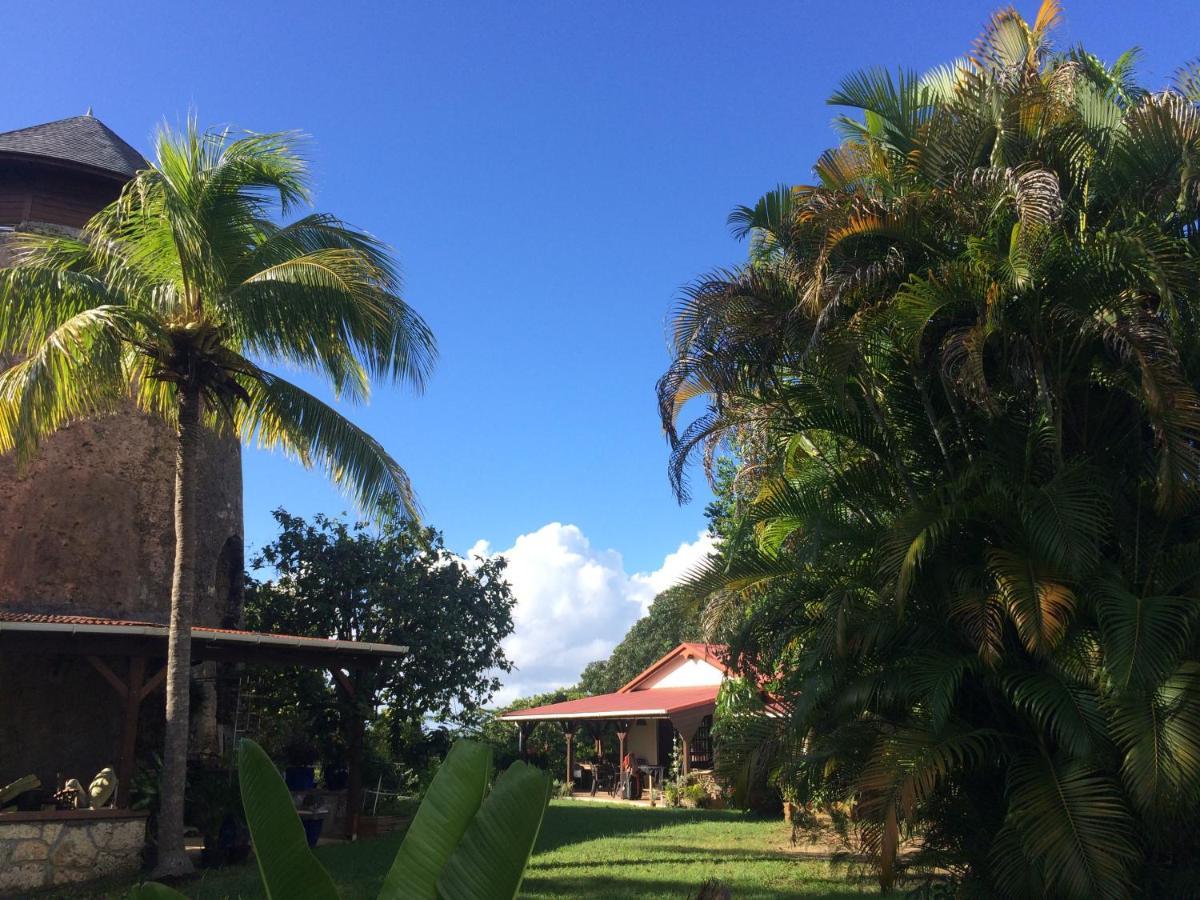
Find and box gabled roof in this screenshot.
[0,114,145,179]
[499,685,717,721]
[618,642,730,693]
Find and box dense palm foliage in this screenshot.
[0,123,435,874]
[661,4,1200,896]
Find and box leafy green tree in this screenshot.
[0,124,435,875]
[661,3,1200,896]
[577,587,706,694]
[246,508,516,769]
[463,688,586,778]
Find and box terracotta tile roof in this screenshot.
[0,611,160,628]
[0,115,145,178]
[0,611,407,656]
[499,685,718,721]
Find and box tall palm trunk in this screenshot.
[152,382,202,877]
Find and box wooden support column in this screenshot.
[116,657,146,808]
[560,721,577,792]
[670,707,710,780]
[517,722,533,759]
[348,711,364,840]
[331,666,364,840]
[88,655,157,808]
[615,720,629,764]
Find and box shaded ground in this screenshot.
[49,800,873,899]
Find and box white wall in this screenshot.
[639,656,725,689]
[626,720,658,765]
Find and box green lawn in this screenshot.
[520,802,872,899]
[64,801,872,899]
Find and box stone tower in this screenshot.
[0,115,244,775]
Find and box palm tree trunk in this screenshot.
[151,382,202,877]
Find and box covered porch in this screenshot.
[500,685,717,798]
[0,611,407,840]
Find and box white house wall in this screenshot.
[638,656,725,689]
[626,721,658,765]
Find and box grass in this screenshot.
[520,801,872,899]
[60,801,873,899]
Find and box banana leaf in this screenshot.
[437,760,552,900]
[238,738,339,900]
[380,739,492,899]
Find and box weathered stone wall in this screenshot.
[0,410,243,625]
[0,810,146,895]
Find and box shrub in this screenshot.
[662,782,683,808]
[682,782,708,809]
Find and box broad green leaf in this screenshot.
[237,738,339,900]
[1094,581,1194,688]
[437,760,552,900]
[381,739,492,899]
[1004,754,1138,900]
[126,884,190,900]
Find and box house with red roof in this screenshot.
[500,643,731,795]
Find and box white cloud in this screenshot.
[467,523,716,706]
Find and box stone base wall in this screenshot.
[0,810,146,896]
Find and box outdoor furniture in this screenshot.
[638,764,664,800]
[588,760,618,797]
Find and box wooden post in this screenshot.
[330,666,364,840]
[115,657,146,808]
[680,735,691,777]
[561,721,576,792]
[348,710,364,840]
[614,720,629,797]
[517,722,533,759]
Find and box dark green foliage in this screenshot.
[660,3,1200,896]
[577,587,706,695]
[245,509,515,773]
[464,688,586,777]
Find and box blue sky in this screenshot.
[7,1,1197,694]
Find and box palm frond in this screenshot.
[235,367,418,519]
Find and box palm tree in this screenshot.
[663,2,1200,895]
[0,122,435,876]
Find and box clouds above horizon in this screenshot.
[467,523,715,705]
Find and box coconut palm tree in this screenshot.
[0,122,435,876]
[663,2,1200,895]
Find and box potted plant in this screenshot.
[187,766,250,868]
[282,736,319,791]
[297,795,329,848]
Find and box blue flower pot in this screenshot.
[284,766,315,791]
[302,816,324,848]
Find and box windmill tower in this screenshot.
[0,114,244,778]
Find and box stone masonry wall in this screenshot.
[0,811,146,895]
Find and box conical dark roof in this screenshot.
[0,114,145,179]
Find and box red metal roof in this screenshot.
[499,684,718,721]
